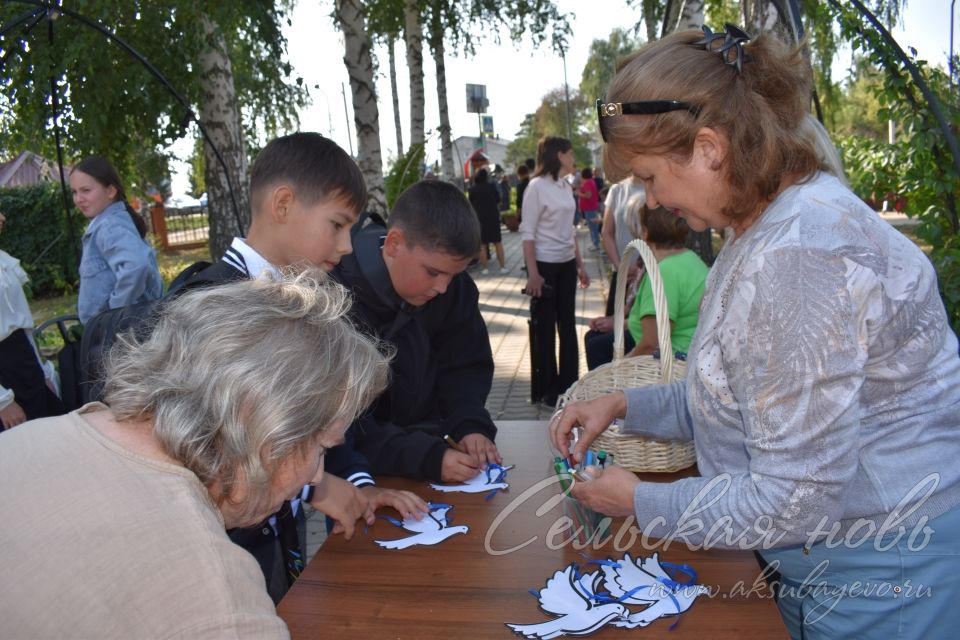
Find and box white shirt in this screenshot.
[1,250,44,410]
[519,175,577,264]
[605,177,647,263]
[222,237,279,280]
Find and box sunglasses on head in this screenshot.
[596,99,701,143]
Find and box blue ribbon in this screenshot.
[484,463,510,500]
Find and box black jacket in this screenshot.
[327,223,496,481]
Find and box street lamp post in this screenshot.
[560,46,573,144]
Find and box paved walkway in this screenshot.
[305,225,611,560]
[474,226,610,420]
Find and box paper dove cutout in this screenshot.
[430,463,514,494]
[506,564,628,639]
[603,553,709,629]
[506,553,708,638]
[374,503,468,550]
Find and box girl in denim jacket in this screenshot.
[71,157,162,323]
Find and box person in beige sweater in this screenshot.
[0,271,389,639]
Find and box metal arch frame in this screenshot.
[1,0,244,263]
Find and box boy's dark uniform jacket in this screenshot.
[327,223,497,482]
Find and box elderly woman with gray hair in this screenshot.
[0,270,389,639]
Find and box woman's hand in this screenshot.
[361,486,429,521]
[570,465,638,517]
[0,401,27,429]
[458,433,503,466]
[525,272,546,298]
[307,473,375,540]
[577,265,591,288]
[548,391,627,463]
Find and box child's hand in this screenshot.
[440,450,480,483]
[458,433,503,467]
[307,473,374,539]
[361,486,429,521]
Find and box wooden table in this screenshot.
[278,421,787,638]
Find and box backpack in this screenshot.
[78,259,241,405]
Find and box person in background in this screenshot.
[585,205,707,369]
[0,211,63,429]
[498,172,512,212]
[0,272,390,639]
[468,168,508,275]
[623,205,707,357]
[70,157,162,324]
[578,167,602,251]
[521,136,590,407]
[600,175,646,316]
[552,26,960,638]
[515,164,531,226]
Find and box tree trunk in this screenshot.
[641,0,659,42]
[660,0,681,38]
[388,36,404,156]
[404,0,425,150]
[197,14,250,260]
[741,0,788,37]
[337,0,386,215]
[431,34,455,181]
[678,0,705,31]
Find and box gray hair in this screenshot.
[103,269,390,520]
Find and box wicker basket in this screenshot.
[557,238,695,472]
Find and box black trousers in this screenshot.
[0,328,63,425]
[584,329,636,371]
[531,259,579,405]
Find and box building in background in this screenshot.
[0,151,59,188]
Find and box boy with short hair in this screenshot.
[327,180,502,483]
[209,132,426,603]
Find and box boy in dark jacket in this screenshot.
[328,181,502,482]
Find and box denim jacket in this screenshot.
[78,201,163,323]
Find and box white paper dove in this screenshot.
[374,503,468,550]
[506,564,628,639]
[430,463,514,494]
[603,553,709,629]
[506,553,708,638]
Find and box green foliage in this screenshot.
[831,2,960,333]
[0,183,85,298]
[384,143,426,211]
[187,135,206,198]
[832,56,888,138]
[579,29,640,104]
[505,88,593,169]
[0,1,305,197]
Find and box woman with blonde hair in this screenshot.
[552,25,960,638]
[0,271,390,638]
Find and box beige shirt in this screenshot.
[519,175,577,263]
[0,405,289,639]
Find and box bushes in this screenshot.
[384,143,426,211]
[0,183,85,298]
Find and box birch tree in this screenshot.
[336,0,387,214]
[198,13,249,257]
[403,0,426,150]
